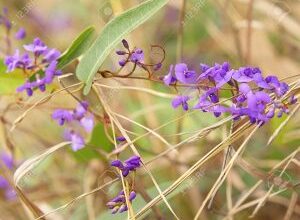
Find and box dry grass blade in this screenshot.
[113,111,175,150]
[227,180,263,218]
[13,142,71,220]
[110,120,135,219]
[34,179,119,220]
[14,187,45,220]
[111,110,180,220]
[249,148,299,218]
[283,191,298,220]
[134,121,253,219]
[10,83,83,132]
[96,86,180,220]
[267,103,300,146]
[193,125,260,219]
[223,189,287,219]
[14,142,71,184]
[94,83,176,99]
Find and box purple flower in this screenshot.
[118,59,126,67]
[122,39,129,50]
[289,95,297,105]
[107,190,137,214]
[129,191,136,201]
[43,49,61,63]
[200,63,210,73]
[213,62,233,88]
[247,91,271,111]
[164,61,295,124]
[265,76,280,88]
[15,28,26,40]
[0,176,9,189]
[16,80,33,97]
[232,67,262,83]
[154,63,162,71]
[0,152,14,170]
[73,101,89,119]
[44,61,62,84]
[163,65,176,85]
[194,89,226,117]
[5,50,32,72]
[5,37,62,97]
[116,136,126,142]
[111,156,141,177]
[194,88,219,110]
[266,106,275,119]
[116,40,146,67]
[130,48,144,64]
[172,95,190,111]
[52,101,94,151]
[24,38,48,56]
[198,63,221,81]
[174,63,197,84]
[80,116,94,133]
[277,82,289,97]
[116,50,127,55]
[239,83,251,94]
[64,130,85,151]
[52,109,73,126]
[31,75,46,92]
[111,160,123,168]
[125,156,141,167]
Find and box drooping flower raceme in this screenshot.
[107,155,141,214]
[4,37,61,96]
[163,62,296,125]
[52,101,94,151]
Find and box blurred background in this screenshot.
[0,0,300,219]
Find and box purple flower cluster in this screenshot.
[5,38,61,96]
[107,156,141,214]
[111,156,141,177]
[52,101,94,151]
[0,152,16,200]
[115,39,162,71]
[164,62,296,124]
[107,190,137,214]
[116,39,145,67]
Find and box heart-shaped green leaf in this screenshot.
[76,0,169,95]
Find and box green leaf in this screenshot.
[76,0,169,95]
[88,123,113,152]
[0,60,25,95]
[28,27,96,83]
[57,26,96,69]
